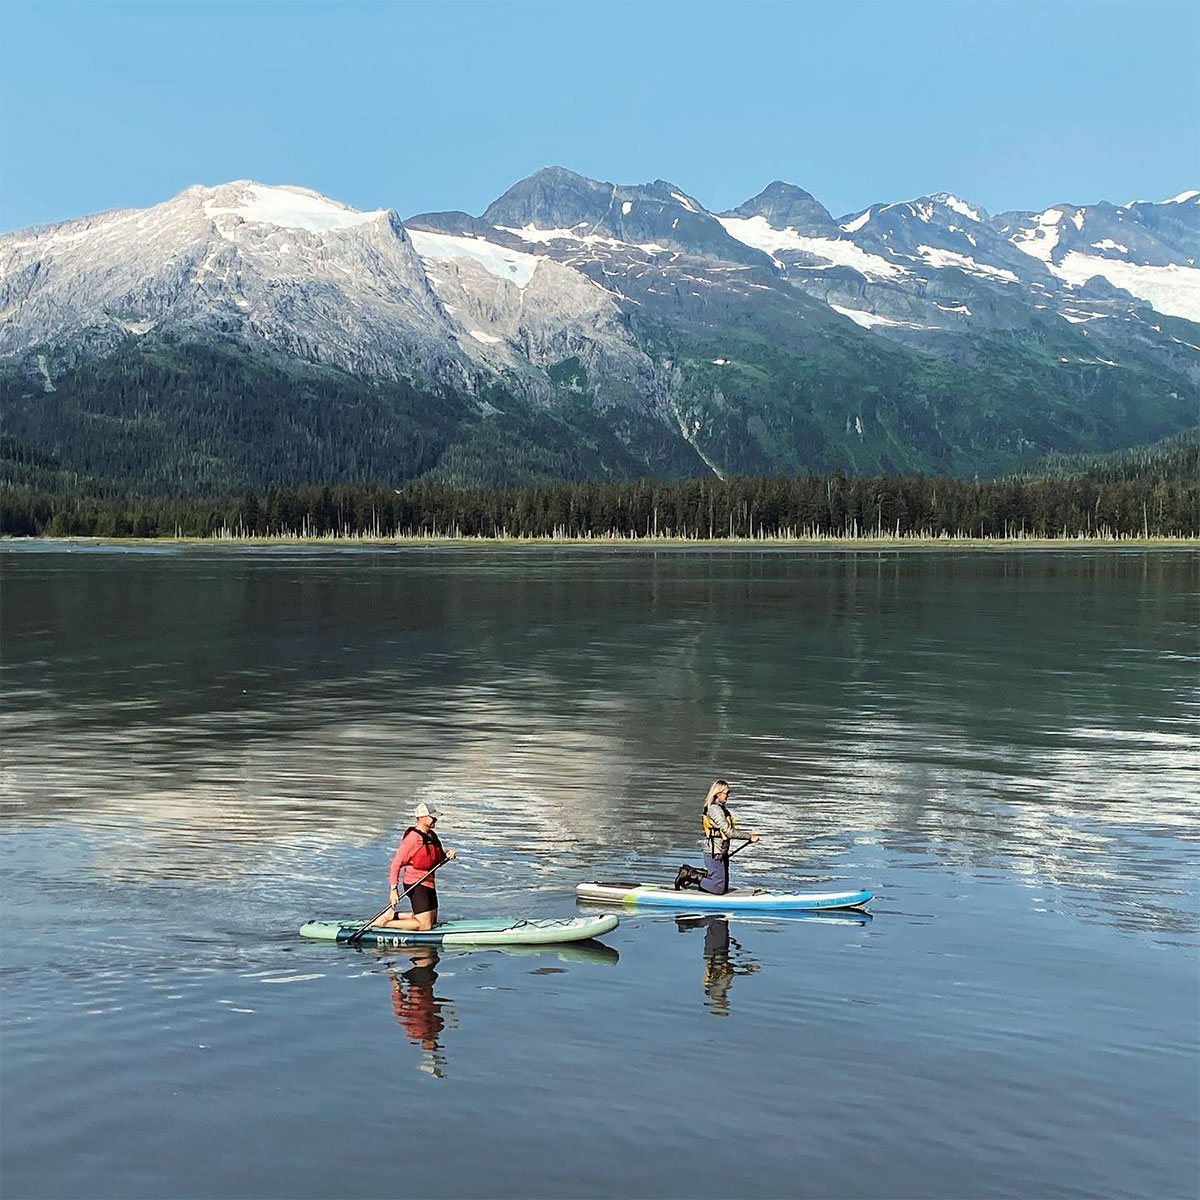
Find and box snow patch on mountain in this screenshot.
[1163,189,1200,204]
[937,194,986,222]
[1051,253,1200,321]
[500,224,666,255]
[204,183,384,232]
[830,303,929,330]
[840,209,872,234]
[916,245,1018,283]
[408,229,542,288]
[1010,209,1063,261]
[716,215,907,279]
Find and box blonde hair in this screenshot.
[703,779,730,809]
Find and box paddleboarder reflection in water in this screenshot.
[674,780,759,894]
[386,949,452,1077]
[675,916,760,1016]
[379,802,457,931]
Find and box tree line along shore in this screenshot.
[3,471,1196,541]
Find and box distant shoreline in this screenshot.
[6,535,1198,551]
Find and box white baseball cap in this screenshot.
[414,802,439,820]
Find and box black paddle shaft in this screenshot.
[346,862,446,945]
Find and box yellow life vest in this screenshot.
[702,801,735,840]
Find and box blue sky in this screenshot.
[1,0,1196,231]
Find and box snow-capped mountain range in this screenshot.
[2,169,1197,488]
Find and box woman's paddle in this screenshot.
[727,835,761,859]
[346,862,447,945]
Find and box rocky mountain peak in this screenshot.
[0,178,465,383]
[481,166,768,265]
[723,181,839,236]
[481,166,615,231]
[926,192,990,223]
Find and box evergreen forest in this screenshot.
[4,456,1196,540]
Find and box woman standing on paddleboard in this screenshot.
[381,802,456,931]
[675,780,758,894]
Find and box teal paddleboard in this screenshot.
[300,913,619,948]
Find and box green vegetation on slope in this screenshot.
[636,310,1198,480]
[1011,427,1200,482]
[0,336,705,496]
[2,308,1196,497]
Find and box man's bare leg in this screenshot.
[376,909,437,931]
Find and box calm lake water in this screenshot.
[1,543,1197,1200]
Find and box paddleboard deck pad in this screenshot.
[300,913,619,947]
[575,882,872,911]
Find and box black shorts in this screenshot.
[405,882,438,915]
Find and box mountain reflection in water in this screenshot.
[3,545,1194,944]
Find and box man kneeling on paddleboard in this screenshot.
[379,802,457,931]
[675,779,758,894]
